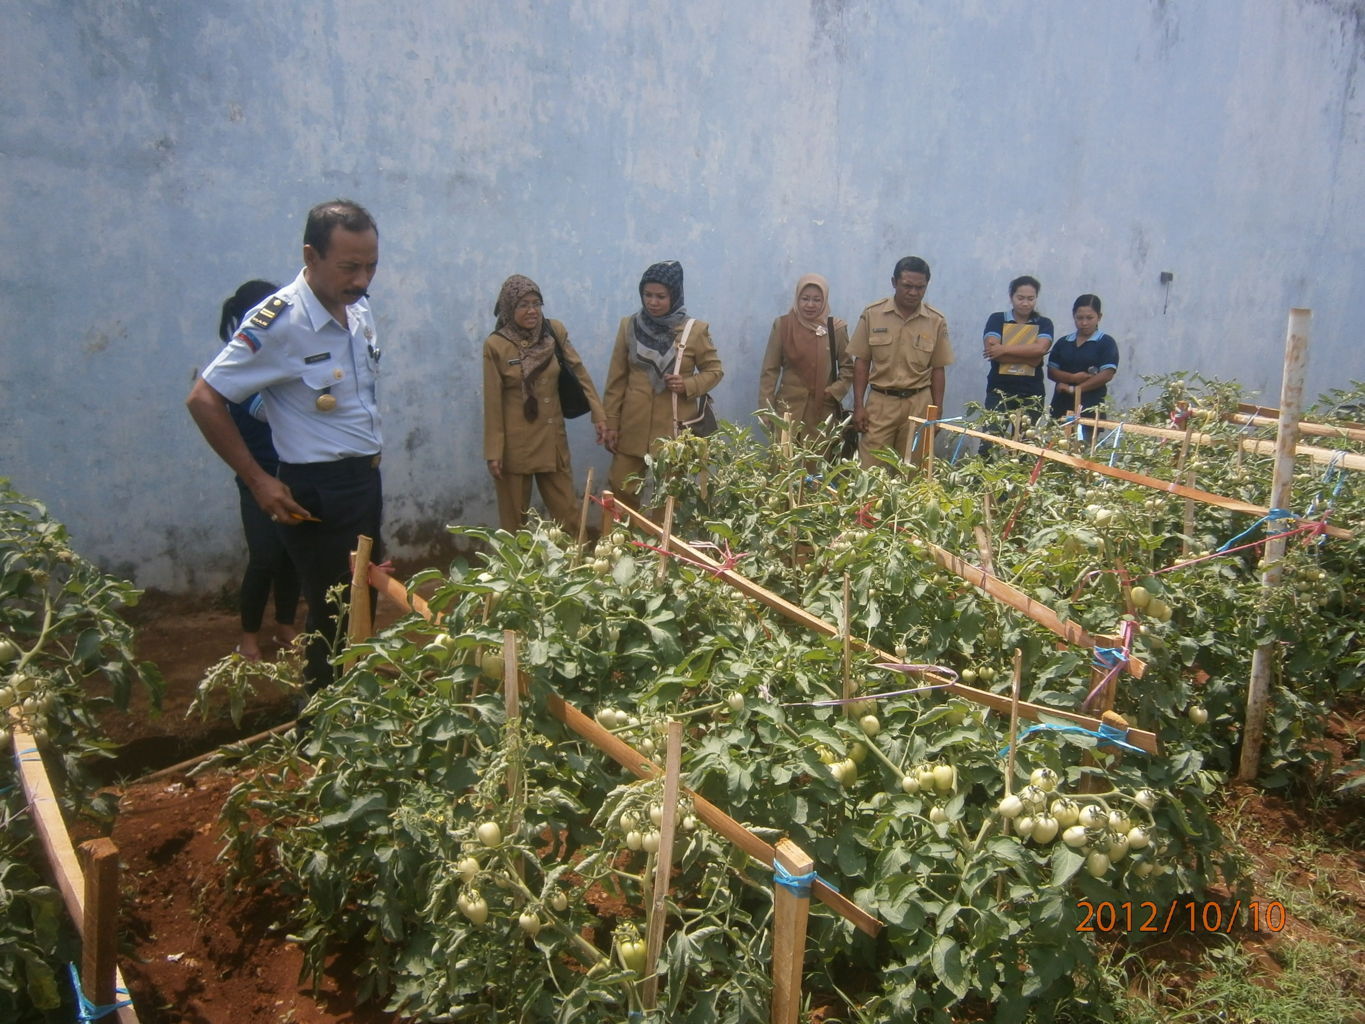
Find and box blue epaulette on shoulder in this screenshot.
[248,296,289,330]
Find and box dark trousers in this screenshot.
[237,479,300,633]
[276,456,383,692]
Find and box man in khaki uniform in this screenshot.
[849,256,954,468]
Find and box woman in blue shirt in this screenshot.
[1048,294,1119,420]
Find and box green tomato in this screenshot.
[477,822,503,848]
[1085,851,1111,877]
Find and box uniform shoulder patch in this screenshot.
[248,296,290,330]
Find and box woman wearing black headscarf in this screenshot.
[482,274,605,534]
[601,261,724,500]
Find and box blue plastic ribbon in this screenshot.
[1092,647,1128,670]
[68,963,132,1022]
[773,859,838,897]
[1215,508,1295,553]
[999,721,1148,757]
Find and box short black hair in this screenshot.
[893,256,931,282]
[219,279,279,342]
[1073,293,1103,315]
[304,199,378,256]
[1010,275,1041,296]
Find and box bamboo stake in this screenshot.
[909,417,1352,539]
[1239,310,1310,781]
[770,838,815,1024]
[1175,414,1195,559]
[924,403,939,478]
[347,534,374,657]
[1181,469,1197,557]
[642,721,683,1011]
[577,466,595,550]
[842,572,854,715]
[1005,650,1024,796]
[656,496,675,585]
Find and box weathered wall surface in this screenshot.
[2,0,1361,589]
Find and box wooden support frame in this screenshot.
[641,721,684,1010]
[1087,417,1365,472]
[909,417,1352,540]
[1232,406,1365,444]
[770,838,815,1024]
[609,500,1159,755]
[9,721,141,1023]
[357,562,883,937]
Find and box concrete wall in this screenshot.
[2,0,1361,590]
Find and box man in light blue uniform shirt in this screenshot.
[187,199,382,692]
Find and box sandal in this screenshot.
[234,644,263,663]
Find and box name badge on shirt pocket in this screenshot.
[508,358,522,365]
[304,352,332,364]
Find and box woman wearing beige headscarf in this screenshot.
[483,274,605,533]
[757,273,852,439]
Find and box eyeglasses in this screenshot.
[514,298,544,312]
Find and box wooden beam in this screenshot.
[1228,410,1365,444]
[360,566,884,937]
[613,502,1159,754]
[910,417,1352,539]
[365,563,433,621]
[10,722,141,1023]
[348,535,374,649]
[917,538,1147,678]
[1087,417,1365,473]
[544,693,882,936]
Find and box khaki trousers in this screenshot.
[859,388,932,469]
[494,469,580,534]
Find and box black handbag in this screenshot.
[550,324,591,419]
[826,317,859,460]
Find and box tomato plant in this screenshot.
[0,478,164,1020]
[219,376,1363,1021]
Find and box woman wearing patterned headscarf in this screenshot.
[757,273,852,440]
[601,261,724,501]
[482,274,605,533]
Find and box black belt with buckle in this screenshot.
[871,384,929,399]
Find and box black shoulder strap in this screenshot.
[827,317,838,383]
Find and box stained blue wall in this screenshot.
[2,0,1362,589]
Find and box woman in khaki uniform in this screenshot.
[602,261,724,500]
[483,275,605,533]
[757,273,852,440]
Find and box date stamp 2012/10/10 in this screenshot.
[1076,900,1287,935]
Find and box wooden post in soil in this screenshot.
[642,721,684,1011]
[841,572,854,715]
[923,404,939,478]
[80,838,120,1013]
[1238,309,1310,782]
[347,534,374,659]
[11,720,141,1023]
[1174,415,1197,556]
[577,467,595,551]
[770,837,815,1024]
[503,629,526,878]
[657,495,675,585]
[1004,650,1023,798]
